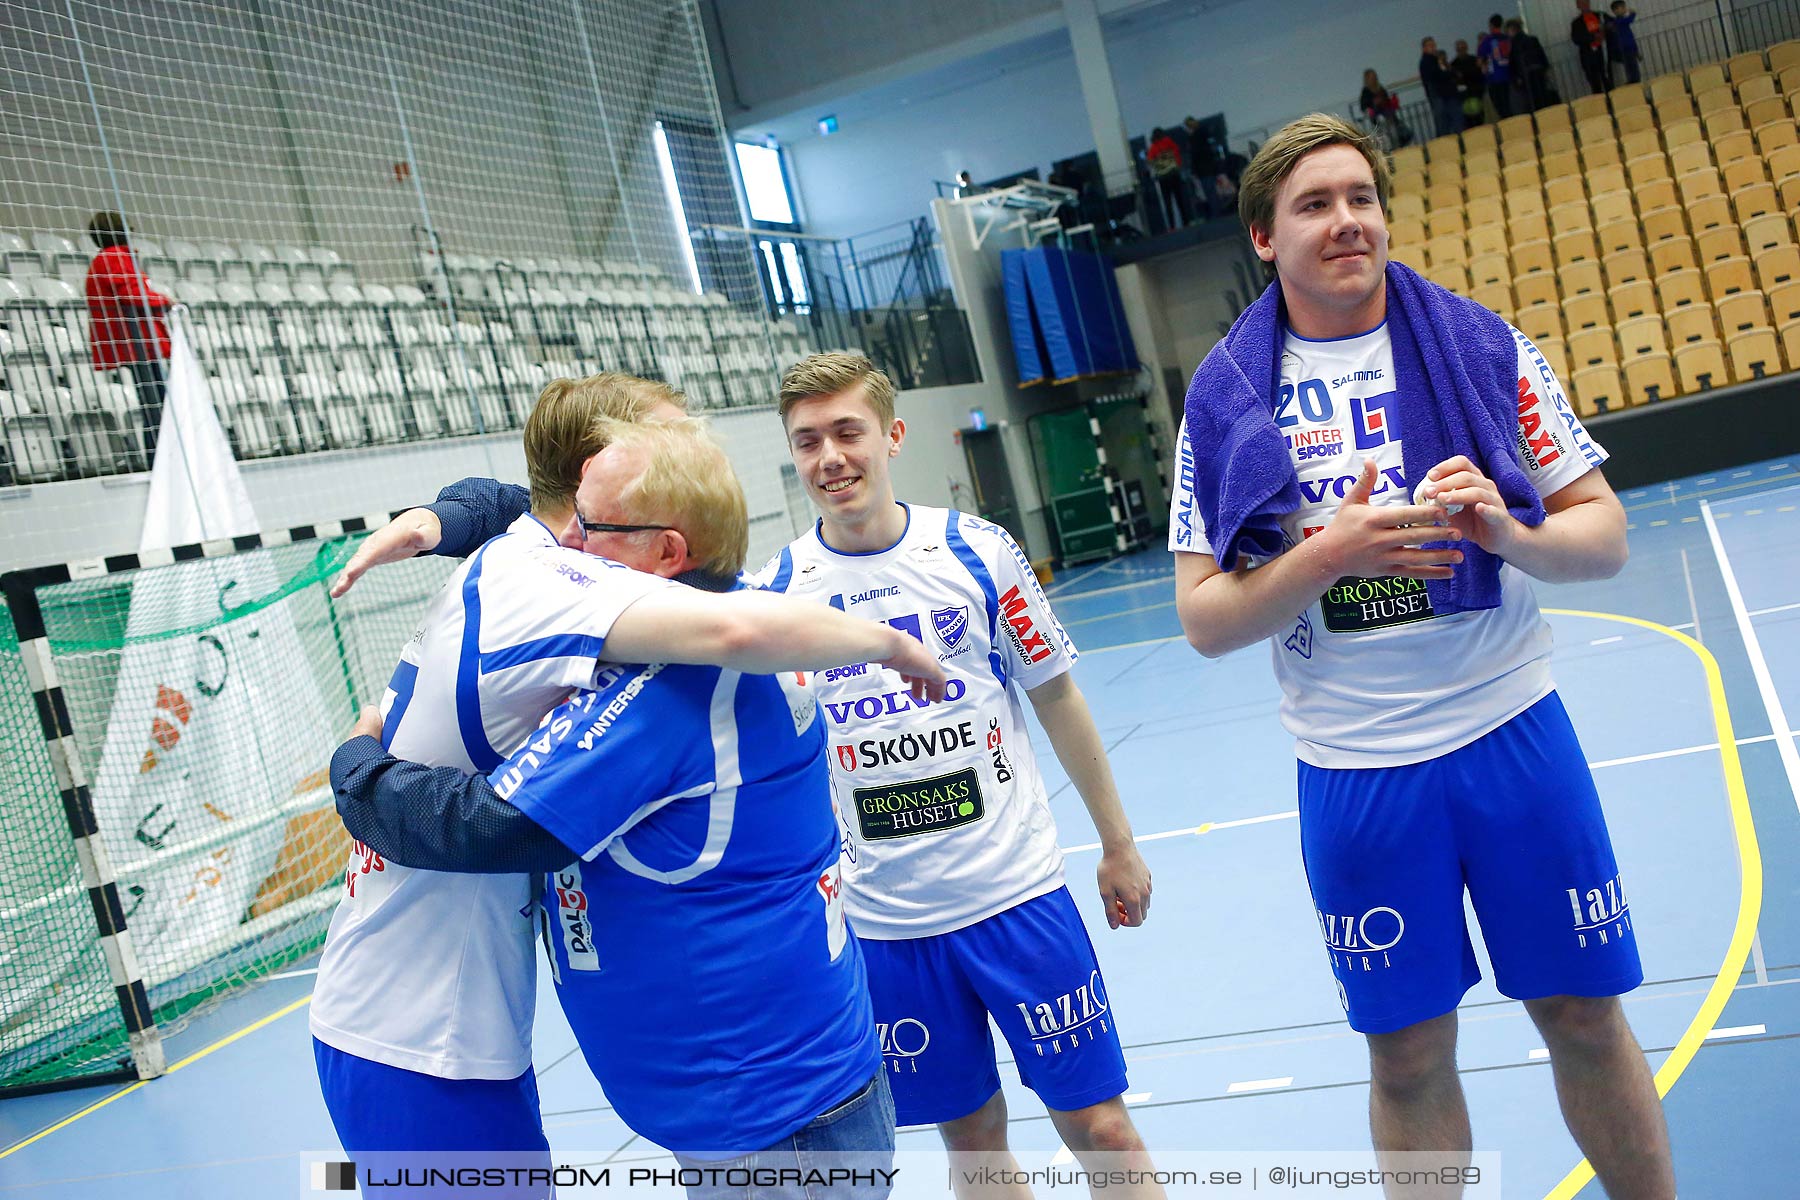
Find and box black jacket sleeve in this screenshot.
[425,478,534,559]
[330,736,577,874]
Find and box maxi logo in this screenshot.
[824,678,968,724]
[1349,390,1397,450]
[1515,375,1564,469]
[1015,970,1111,1054]
[834,720,978,771]
[998,585,1054,664]
[1300,465,1407,507]
[1565,871,1632,950]
[852,767,984,840]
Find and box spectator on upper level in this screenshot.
[1609,2,1641,83]
[1507,18,1555,111]
[1359,69,1409,148]
[1571,0,1614,94]
[85,211,171,461]
[1184,115,1223,218]
[1478,14,1515,118]
[1421,37,1463,137]
[1450,39,1488,126]
[1146,126,1191,230]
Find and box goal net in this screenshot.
[0,526,455,1092]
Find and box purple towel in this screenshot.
[1182,260,1545,614]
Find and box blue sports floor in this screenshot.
[3,455,1796,1199]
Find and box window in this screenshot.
[734,142,797,227]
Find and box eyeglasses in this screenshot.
[576,515,670,538]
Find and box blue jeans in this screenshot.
[673,1071,896,1200]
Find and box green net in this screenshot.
[0,531,455,1091]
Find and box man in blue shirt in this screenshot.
[1477,14,1514,118]
[334,421,936,1196]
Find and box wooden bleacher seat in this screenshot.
[1572,94,1612,123]
[1745,95,1787,129]
[1694,83,1738,115]
[1466,197,1505,227]
[1627,154,1672,189]
[1617,314,1670,358]
[1714,129,1756,163]
[1428,209,1467,239]
[1678,168,1724,206]
[1497,113,1535,142]
[1428,263,1471,293]
[1388,219,1426,247]
[1603,247,1651,287]
[1427,158,1464,187]
[1650,237,1700,276]
[1727,50,1769,81]
[1706,256,1757,298]
[1776,281,1800,325]
[1716,290,1771,335]
[1462,124,1497,152]
[1697,225,1748,263]
[1771,145,1800,206]
[1656,95,1699,125]
[1623,352,1677,404]
[1564,292,1611,332]
[1612,83,1649,110]
[1502,136,1540,166]
[1464,151,1500,176]
[1667,304,1718,348]
[1689,63,1729,93]
[1390,193,1426,220]
[1426,233,1468,268]
[1392,144,1426,172]
[1737,75,1778,105]
[1722,155,1768,192]
[1756,120,1797,157]
[1744,212,1796,255]
[1509,212,1551,245]
[1506,186,1546,216]
[1541,130,1577,158]
[1648,74,1689,105]
[1468,252,1509,288]
[1515,271,1561,309]
[1675,340,1730,390]
[1536,336,1571,383]
[1642,206,1688,243]
[1732,182,1779,223]
[1468,224,1509,257]
[1472,283,1514,317]
[1536,105,1574,134]
[1769,40,1800,74]
[1616,107,1657,137]
[1427,182,1464,211]
[1551,201,1594,237]
[1516,303,1564,343]
[1669,142,1713,176]
[1562,259,1604,295]
[1426,133,1461,161]
[1685,193,1734,233]
[1512,238,1554,275]
[1728,327,1784,380]
[1465,173,1502,202]
[1575,115,1614,147]
[1657,268,1708,311]
[1755,244,1800,290]
[1572,363,1626,414]
[1569,328,1618,372]
[1636,177,1680,212]
[1609,279,1659,320]
[1598,218,1643,256]
[1780,321,1800,373]
[1555,228,1600,267]
[1588,165,1629,197]
[1657,119,1701,150]
[1581,138,1623,169]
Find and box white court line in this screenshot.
[1527,1048,1550,1060]
[1050,575,1174,603]
[1590,636,1623,646]
[1123,1092,1152,1104]
[1749,601,1800,619]
[1703,500,1800,820]
[1050,1144,1076,1166]
[1705,1024,1768,1040]
[1226,1077,1294,1094]
[266,967,319,981]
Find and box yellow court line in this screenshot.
[1539,610,1763,1200]
[0,994,313,1161]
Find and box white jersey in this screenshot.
[756,505,1075,939]
[1168,322,1607,768]
[310,515,672,1078]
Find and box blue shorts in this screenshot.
[313,1038,552,1197]
[856,887,1129,1126]
[1298,692,1644,1035]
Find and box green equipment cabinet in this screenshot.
[1027,392,1168,566]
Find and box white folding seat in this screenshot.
[0,387,64,481]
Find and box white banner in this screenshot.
[87,311,337,985]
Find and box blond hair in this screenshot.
[777,352,896,427]
[522,372,686,513]
[1237,113,1391,237]
[598,417,749,579]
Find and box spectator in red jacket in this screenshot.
[85,210,171,459]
